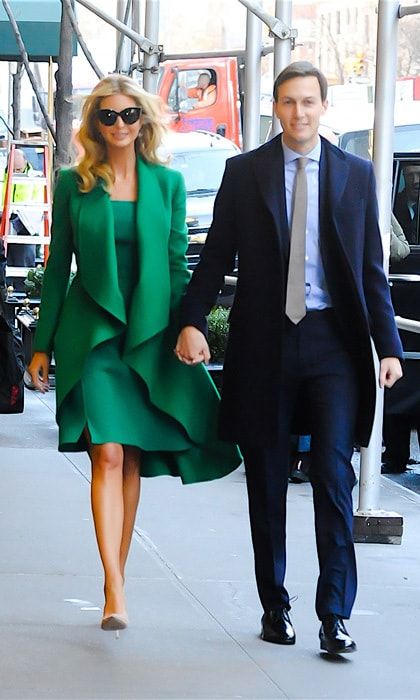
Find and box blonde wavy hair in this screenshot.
[76,74,169,193]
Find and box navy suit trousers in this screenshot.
[240,309,358,621]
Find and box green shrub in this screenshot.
[207,306,230,363]
[24,266,76,298]
[24,265,44,298]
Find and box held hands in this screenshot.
[379,357,403,389]
[175,326,211,365]
[28,352,50,393]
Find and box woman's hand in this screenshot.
[175,326,211,365]
[28,352,50,393]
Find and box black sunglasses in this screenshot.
[97,107,142,126]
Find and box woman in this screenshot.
[28,75,241,634]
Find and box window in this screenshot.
[393,160,420,246]
[167,69,217,113]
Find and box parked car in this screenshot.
[162,130,240,304]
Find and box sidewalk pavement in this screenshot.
[1,389,420,700]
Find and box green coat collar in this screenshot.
[76,157,172,349]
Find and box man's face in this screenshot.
[198,74,210,89]
[403,165,420,202]
[13,151,26,173]
[274,76,327,153]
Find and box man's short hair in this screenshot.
[273,61,328,103]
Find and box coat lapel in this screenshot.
[76,183,127,323]
[75,157,173,346]
[252,135,289,245]
[320,137,350,246]
[125,158,172,352]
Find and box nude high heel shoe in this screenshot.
[101,613,129,638]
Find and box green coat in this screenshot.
[34,158,241,482]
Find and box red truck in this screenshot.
[157,56,272,149]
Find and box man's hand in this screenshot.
[379,357,403,389]
[175,326,211,365]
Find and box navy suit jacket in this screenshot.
[181,135,403,447]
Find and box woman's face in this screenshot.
[96,92,143,151]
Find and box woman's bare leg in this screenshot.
[119,445,141,578]
[90,441,126,617]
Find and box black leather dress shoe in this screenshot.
[261,609,296,645]
[319,614,357,654]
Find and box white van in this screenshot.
[319,101,420,159]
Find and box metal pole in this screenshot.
[143,0,159,93]
[132,0,142,63]
[74,0,157,56]
[399,4,420,17]
[272,0,292,137]
[243,9,262,152]
[116,0,132,73]
[357,0,400,513]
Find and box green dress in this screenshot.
[33,164,242,484]
[73,201,192,453]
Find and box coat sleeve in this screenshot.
[362,165,403,360]
[168,171,191,315]
[179,158,239,334]
[32,170,74,354]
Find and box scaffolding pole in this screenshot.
[143,0,160,93]
[243,9,262,151]
[272,0,293,137]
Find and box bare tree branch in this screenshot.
[1,0,56,141]
[12,62,23,138]
[319,15,344,84]
[61,0,104,79]
[55,0,74,168]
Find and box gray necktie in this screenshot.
[285,157,308,324]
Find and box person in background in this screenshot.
[176,61,403,655]
[393,162,420,244]
[390,211,410,262]
[382,212,415,474]
[1,149,43,289]
[28,74,241,636]
[188,72,217,109]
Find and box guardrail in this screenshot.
[395,315,420,335]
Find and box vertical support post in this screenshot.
[116,0,132,73]
[272,0,292,137]
[132,0,142,66]
[8,62,14,136]
[243,9,262,152]
[143,0,160,93]
[48,57,54,180]
[358,0,399,510]
[354,0,403,544]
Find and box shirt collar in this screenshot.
[282,135,321,164]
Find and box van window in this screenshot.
[339,124,420,160]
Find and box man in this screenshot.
[187,72,217,109]
[1,149,42,287]
[175,61,403,655]
[393,162,420,244]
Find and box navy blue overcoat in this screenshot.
[181,135,403,447]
